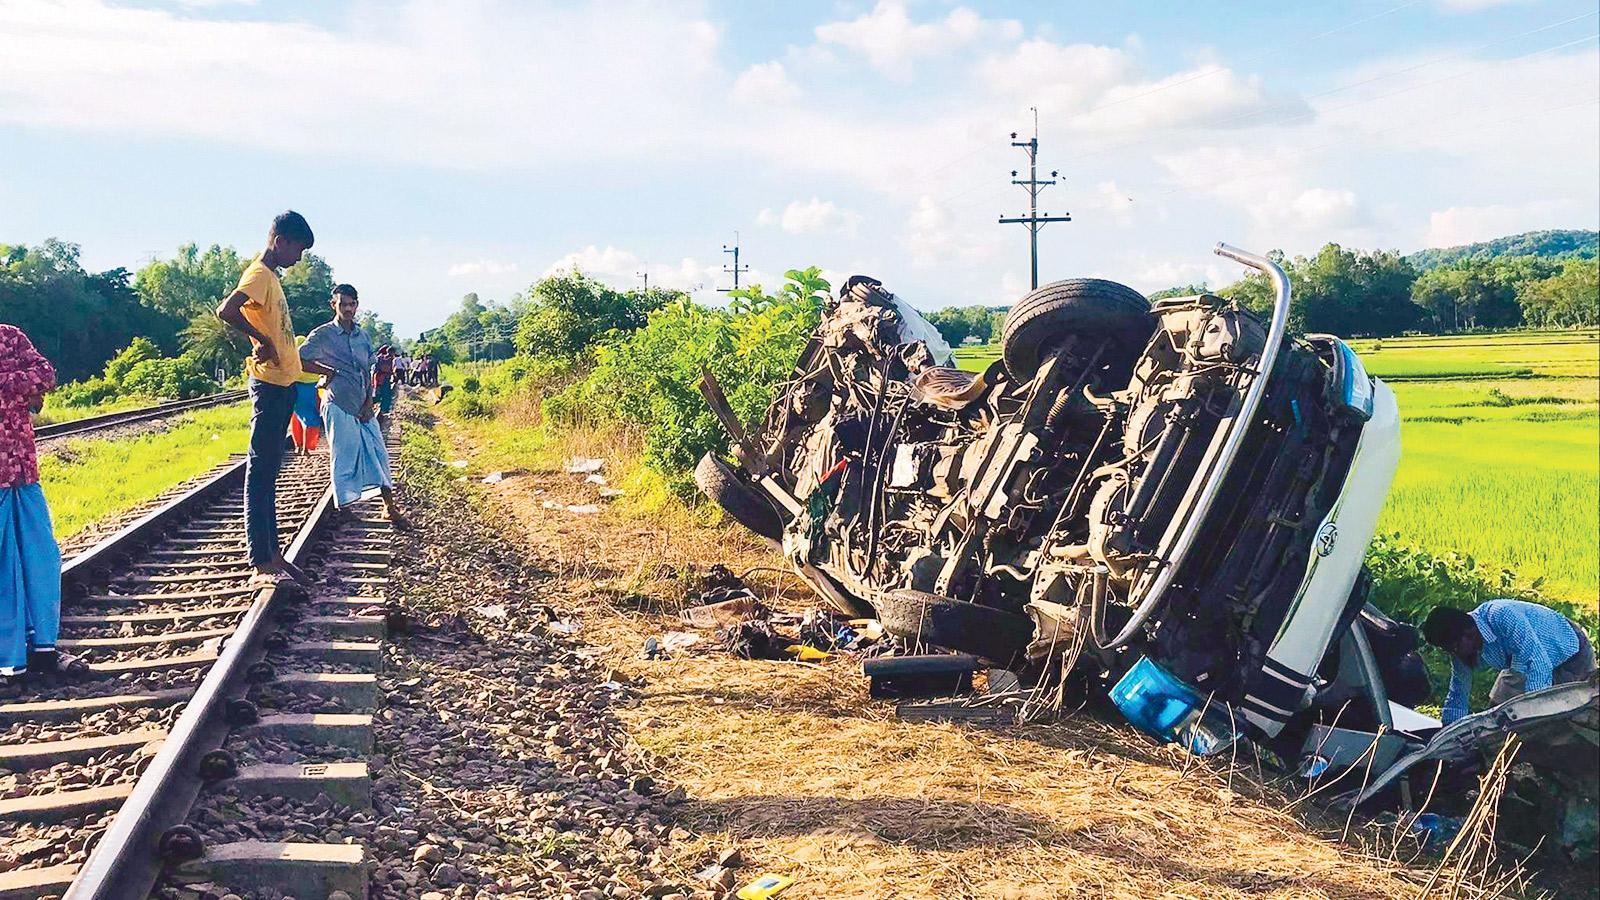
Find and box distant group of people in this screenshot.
[389,350,438,388]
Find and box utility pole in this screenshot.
[998,107,1070,289]
[636,268,649,294]
[719,232,749,293]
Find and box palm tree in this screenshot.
[180,312,248,378]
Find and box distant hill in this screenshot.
[1406,229,1598,271]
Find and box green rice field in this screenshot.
[954,330,1599,604]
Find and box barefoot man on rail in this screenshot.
[216,211,333,587]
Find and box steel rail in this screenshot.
[60,458,247,583]
[36,390,249,440]
[64,483,338,900]
[1100,242,1293,650]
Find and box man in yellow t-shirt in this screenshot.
[216,211,333,585]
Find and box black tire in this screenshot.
[874,589,1035,665]
[1001,278,1154,382]
[694,453,783,543]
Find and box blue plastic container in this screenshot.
[1110,655,1205,743]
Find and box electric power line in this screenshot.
[998,108,1071,290]
[719,231,749,293]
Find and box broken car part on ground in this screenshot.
[694,242,1598,863]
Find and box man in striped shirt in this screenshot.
[1424,599,1595,725]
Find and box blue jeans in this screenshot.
[246,378,296,566]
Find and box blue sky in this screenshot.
[1,0,1596,338]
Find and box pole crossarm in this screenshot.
[996,108,1069,289]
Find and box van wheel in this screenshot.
[694,452,783,544]
[1001,279,1154,383]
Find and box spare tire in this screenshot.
[1001,278,1154,382]
[694,453,783,544]
[874,589,1035,666]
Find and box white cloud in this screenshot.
[732,61,799,105]
[1422,201,1583,248]
[540,245,721,293]
[1127,259,1230,294]
[447,259,519,277]
[1078,180,1139,228]
[0,0,726,170]
[1289,188,1360,229]
[814,1,1022,80]
[978,39,1299,135]
[904,194,1003,267]
[977,40,1136,111]
[762,198,862,237]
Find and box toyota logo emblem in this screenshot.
[1314,522,1338,558]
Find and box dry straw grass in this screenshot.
[441,422,1541,900]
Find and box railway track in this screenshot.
[35,392,250,442]
[1,427,397,900]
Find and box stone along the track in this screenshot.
[155,498,395,900]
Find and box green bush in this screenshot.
[50,376,120,407]
[447,390,496,419]
[514,271,672,358]
[121,355,216,400]
[544,267,826,492]
[103,337,162,386]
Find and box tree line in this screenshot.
[0,238,396,402]
[926,237,1597,346]
[1222,243,1597,336]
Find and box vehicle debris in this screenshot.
[681,595,770,630]
[736,873,794,900]
[716,619,784,660]
[864,654,979,699]
[565,456,606,474]
[699,244,1400,740]
[895,698,1016,725]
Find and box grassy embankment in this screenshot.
[32,395,150,427]
[37,404,251,540]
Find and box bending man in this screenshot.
[1424,599,1596,724]
[300,284,404,524]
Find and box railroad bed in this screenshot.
[35,392,249,445]
[1,426,398,900]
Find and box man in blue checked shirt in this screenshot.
[1423,599,1596,725]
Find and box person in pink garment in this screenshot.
[0,324,68,678]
